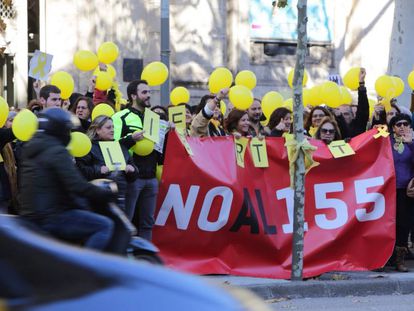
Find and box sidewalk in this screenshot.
[206,261,414,300]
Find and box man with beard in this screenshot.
[247,98,266,137]
[112,79,159,241]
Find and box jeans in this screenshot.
[125,178,158,241]
[39,209,114,250]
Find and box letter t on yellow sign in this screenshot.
[250,137,269,168]
[328,140,355,158]
[143,108,160,143]
[235,137,249,168]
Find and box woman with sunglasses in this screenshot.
[314,117,342,145]
[388,114,414,272]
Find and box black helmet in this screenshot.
[38,108,73,145]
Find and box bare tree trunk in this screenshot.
[291,0,308,281]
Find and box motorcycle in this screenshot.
[92,178,163,264]
[5,178,163,265]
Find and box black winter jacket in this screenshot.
[18,133,114,220]
[76,140,139,209]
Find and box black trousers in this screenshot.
[396,188,414,247]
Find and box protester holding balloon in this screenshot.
[371,100,401,128]
[76,115,138,212]
[112,79,160,241]
[339,68,369,138]
[267,107,292,137]
[190,90,228,137]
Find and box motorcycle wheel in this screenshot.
[133,251,164,265]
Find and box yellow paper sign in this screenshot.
[143,108,160,143]
[373,125,390,139]
[176,128,193,156]
[235,137,249,168]
[29,50,53,81]
[250,138,269,168]
[168,105,186,130]
[328,140,355,158]
[99,141,127,171]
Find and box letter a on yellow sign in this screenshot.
[250,137,269,168]
[143,108,160,143]
[235,137,249,168]
[328,140,355,158]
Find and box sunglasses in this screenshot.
[395,121,410,128]
[141,90,151,94]
[320,128,335,134]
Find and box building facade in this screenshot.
[1,0,413,108]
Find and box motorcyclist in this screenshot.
[18,108,116,250]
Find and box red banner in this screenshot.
[153,130,396,279]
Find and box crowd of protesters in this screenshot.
[1,66,414,272]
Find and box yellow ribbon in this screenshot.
[373,125,389,139]
[308,126,317,137]
[284,134,319,188]
[32,53,48,78]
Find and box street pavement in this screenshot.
[268,294,414,311]
[206,260,414,301]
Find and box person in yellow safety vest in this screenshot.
[112,79,160,241]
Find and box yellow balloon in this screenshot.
[156,165,163,182]
[73,50,99,71]
[133,138,155,156]
[67,132,92,157]
[261,91,284,119]
[283,98,293,111]
[95,71,113,91]
[220,100,227,116]
[91,103,115,121]
[0,96,8,128]
[342,67,360,90]
[208,67,233,94]
[228,85,254,110]
[141,61,169,86]
[93,64,117,79]
[97,41,119,64]
[12,109,38,141]
[375,75,396,98]
[408,71,414,90]
[321,81,342,108]
[235,70,257,90]
[170,87,190,105]
[50,71,75,100]
[340,86,353,105]
[308,85,323,106]
[287,69,309,88]
[391,76,404,97]
[302,88,310,107]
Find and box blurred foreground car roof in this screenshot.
[0,215,269,311]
